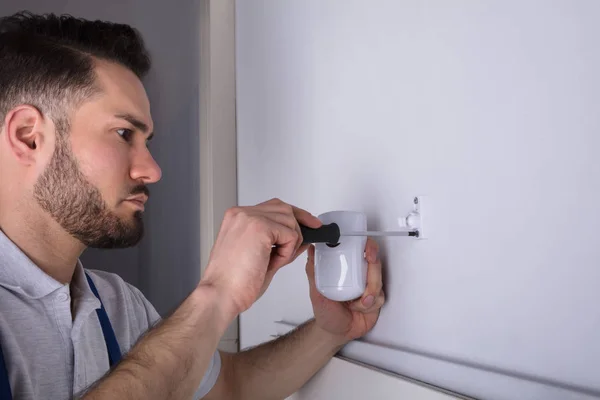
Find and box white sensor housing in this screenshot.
[314,211,368,302]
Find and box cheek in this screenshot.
[73,140,130,201]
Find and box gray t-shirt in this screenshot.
[0,229,221,399]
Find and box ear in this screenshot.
[2,105,50,165]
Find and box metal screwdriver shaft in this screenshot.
[300,223,418,245]
[341,231,416,237]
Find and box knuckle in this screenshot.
[224,207,238,219]
[290,229,299,240]
[225,206,248,222]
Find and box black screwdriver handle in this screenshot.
[300,223,341,245]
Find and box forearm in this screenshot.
[227,319,346,400]
[79,284,234,400]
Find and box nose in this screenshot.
[130,147,162,184]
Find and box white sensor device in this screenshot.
[313,197,426,301]
[314,211,368,302]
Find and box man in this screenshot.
[0,11,385,400]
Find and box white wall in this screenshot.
[0,0,202,316]
[236,1,600,399]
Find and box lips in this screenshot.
[124,195,148,211]
[125,194,148,204]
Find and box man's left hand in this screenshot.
[305,238,385,344]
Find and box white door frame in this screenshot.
[199,0,238,352]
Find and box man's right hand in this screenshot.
[200,198,322,318]
[82,199,320,400]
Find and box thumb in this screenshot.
[305,244,316,287]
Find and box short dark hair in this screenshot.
[0,11,151,130]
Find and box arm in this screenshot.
[79,283,237,400]
[220,319,345,400]
[206,239,384,400]
[80,199,324,400]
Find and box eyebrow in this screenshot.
[115,113,154,140]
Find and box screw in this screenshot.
[414,197,419,204]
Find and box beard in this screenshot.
[33,122,147,248]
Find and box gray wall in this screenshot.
[0,0,202,316]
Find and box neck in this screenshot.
[0,203,85,284]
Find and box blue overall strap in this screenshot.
[85,272,122,366]
[0,341,12,400]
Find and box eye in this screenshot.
[116,128,134,142]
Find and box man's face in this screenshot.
[33,60,161,248]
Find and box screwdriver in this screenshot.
[300,223,418,245]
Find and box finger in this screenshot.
[261,211,298,232]
[256,201,295,217]
[291,205,321,252]
[365,237,379,264]
[256,200,321,245]
[304,244,316,286]
[259,202,307,254]
[362,238,382,300]
[349,289,385,313]
[291,243,311,262]
[267,202,320,252]
[292,205,322,228]
[266,219,301,267]
[257,199,300,224]
[258,197,286,207]
[254,209,303,256]
[253,213,298,249]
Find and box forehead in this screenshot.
[85,59,153,131]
